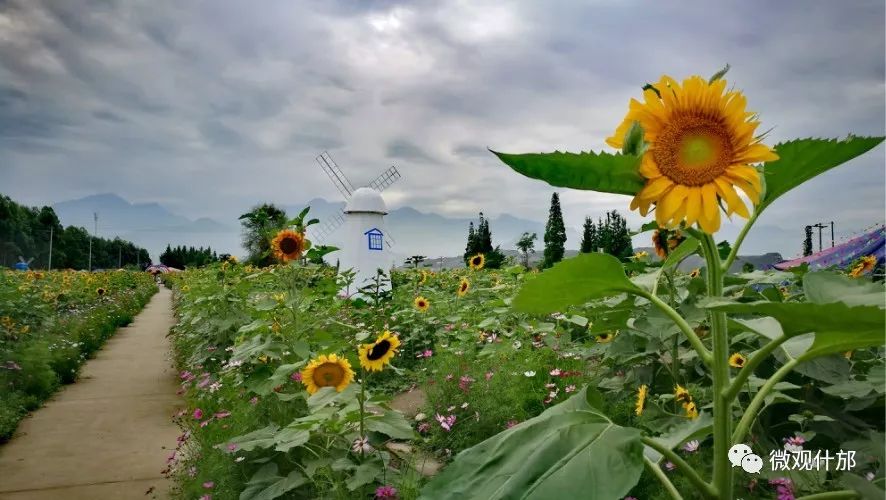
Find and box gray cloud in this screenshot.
[0,0,883,259]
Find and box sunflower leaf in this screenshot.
[490,149,645,196]
[513,253,640,314]
[760,136,884,212]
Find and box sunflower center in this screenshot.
[313,362,344,387]
[279,237,300,254]
[367,340,391,360]
[653,115,733,186]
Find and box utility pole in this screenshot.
[830,221,835,248]
[811,223,826,252]
[118,244,122,268]
[87,212,97,271]
[47,226,53,271]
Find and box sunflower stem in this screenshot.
[723,334,790,402]
[732,358,799,444]
[700,233,733,499]
[641,437,718,498]
[636,290,712,367]
[643,456,684,500]
[722,210,759,273]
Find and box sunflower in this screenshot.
[683,401,699,420]
[596,332,616,344]
[849,255,878,278]
[469,253,485,271]
[652,229,685,259]
[358,331,401,372]
[728,353,747,368]
[301,354,355,395]
[674,384,692,405]
[271,229,306,262]
[457,278,470,297]
[608,75,778,233]
[419,270,429,285]
[96,287,106,297]
[635,384,648,416]
[634,251,648,260]
[414,296,430,312]
[689,268,701,279]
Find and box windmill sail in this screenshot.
[316,151,355,198]
[367,167,401,192]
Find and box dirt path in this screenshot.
[0,287,181,500]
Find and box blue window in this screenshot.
[365,228,383,251]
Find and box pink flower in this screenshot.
[214,411,231,419]
[485,371,494,381]
[445,374,454,381]
[769,478,795,500]
[193,408,203,420]
[545,383,557,389]
[564,385,576,393]
[249,397,258,405]
[664,461,676,471]
[203,481,215,489]
[290,372,302,382]
[421,349,433,358]
[417,422,431,434]
[200,419,211,428]
[435,414,456,432]
[458,375,475,392]
[227,443,237,452]
[199,495,212,500]
[682,440,700,453]
[444,324,454,331]
[505,420,519,429]
[550,368,562,376]
[375,485,398,499]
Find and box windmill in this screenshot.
[310,151,401,247]
[14,256,34,271]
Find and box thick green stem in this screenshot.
[700,234,732,499]
[643,456,684,500]
[722,211,759,273]
[795,491,860,500]
[641,437,718,498]
[732,358,799,444]
[636,290,712,366]
[724,334,789,402]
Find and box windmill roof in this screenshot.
[345,187,388,214]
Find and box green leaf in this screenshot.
[644,413,714,463]
[514,253,640,315]
[491,149,644,196]
[364,410,415,440]
[841,473,885,500]
[662,237,699,270]
[803,271,884,307]
[244,470,308,500]
[419,405,643,500]
[760,137,884,212]
[274,425,311,452]
[346,460,384,491]
[224,424,280,452]
[307,385,358,412]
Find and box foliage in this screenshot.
[0,269,156,440]
[463,213,505,269]
[159,244,221,268]
[803,225,813,257]
[542,193,567,269]
[516,232,537,269]
[0,194,151,270]
[239,203,289,266]
[580,216,597,253]
[583,210,634,260]
[405,256,427,269]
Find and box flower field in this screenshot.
[0,269,157,440]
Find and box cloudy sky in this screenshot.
[1,0,884,258]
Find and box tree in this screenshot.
[239,203,288,266]
[542,193,567,268]
[159,245,220,268]
[580,217,597,253]
[405,255,427,268]
[516,232,537,269]
[593,210,633,260]
[464,222,479,260]
[463,213,505,269]
[803,225,813,257]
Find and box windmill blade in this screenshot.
[309,208,345,244]
[367,166,401,192]
[316,151,356,199]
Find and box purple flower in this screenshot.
[459,375,475,392]
[435,413,456,432]
[202,481,215,489]
[664,461,676,471]
[375,485,398,499]
[682,440,700,453]
[192,408,203,420]
[769,478,795,500]
[417,422,431,433]
[505,420,519,429]
[290,371,302,382]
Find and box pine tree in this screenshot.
[580,217,597,253]
[464,221,478,261]
[803,225,813,256]
[478,213,493,253]
[542,193,567,268]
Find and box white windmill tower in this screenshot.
[310,151,402,293]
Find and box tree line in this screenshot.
[159,245,225,269]
[0,194,151,270]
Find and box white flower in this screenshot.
[513,340,522,349]
[784,443,803,453]
[461,402,469,409]
[234,456,245,462]
[351,436,373,454]
[550,368,562,376]
[524,371,536,377]
[414,412,426,422]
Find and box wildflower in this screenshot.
[524,371,536,377]
[635,385,648,416]
[607,74,778,233]
[414,413,426,421]
[352,436,374,454]
[459,375,475,392]
[783,435,805,452]
[249,397,258,405]
[664,461,676,472]
[208,381,223,393]
[550,368,562,376]
[684,401,699,420]
[417,422,431,433]
[505,420,519,429]
[674,385,692,405]
[203,482,215,489]
[300,354,355,395]
[375,485,398,499]
[358,331,401,372]
[435,414,456,432]
[234,456,245,463]
[545,383,557,389]
[596,332,616,343]
[461,402,469,409]
[445,373,454,381]
[193,408,203,420]
[468,253,485,270]
[290,371,302,382]
[271,229,306,262]
[414,296,430,312]
[682,440,700,453]
[729,353,747,368]
[769,478,795,500]
[199,495,212,500]
[565,384,576,393]
[227,443,237,452]
[457,278,470,297]
[214,411,231,419]
[485,371,494,381]
[96,287,106,296]
[634,251,648,260]
[421,349,433,358]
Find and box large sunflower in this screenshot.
[469,253,485,271]
[271,229,306,262]
[457,278,470,297]
[300,354,354,394]
[358,331,401,372]
[608,75,778,233]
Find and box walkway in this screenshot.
[0,288,181,499]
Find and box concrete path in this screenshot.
[0,287,181,500]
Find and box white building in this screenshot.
[339,187,396,295]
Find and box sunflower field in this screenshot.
[164,69,885,500]
[0,269,157,440]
